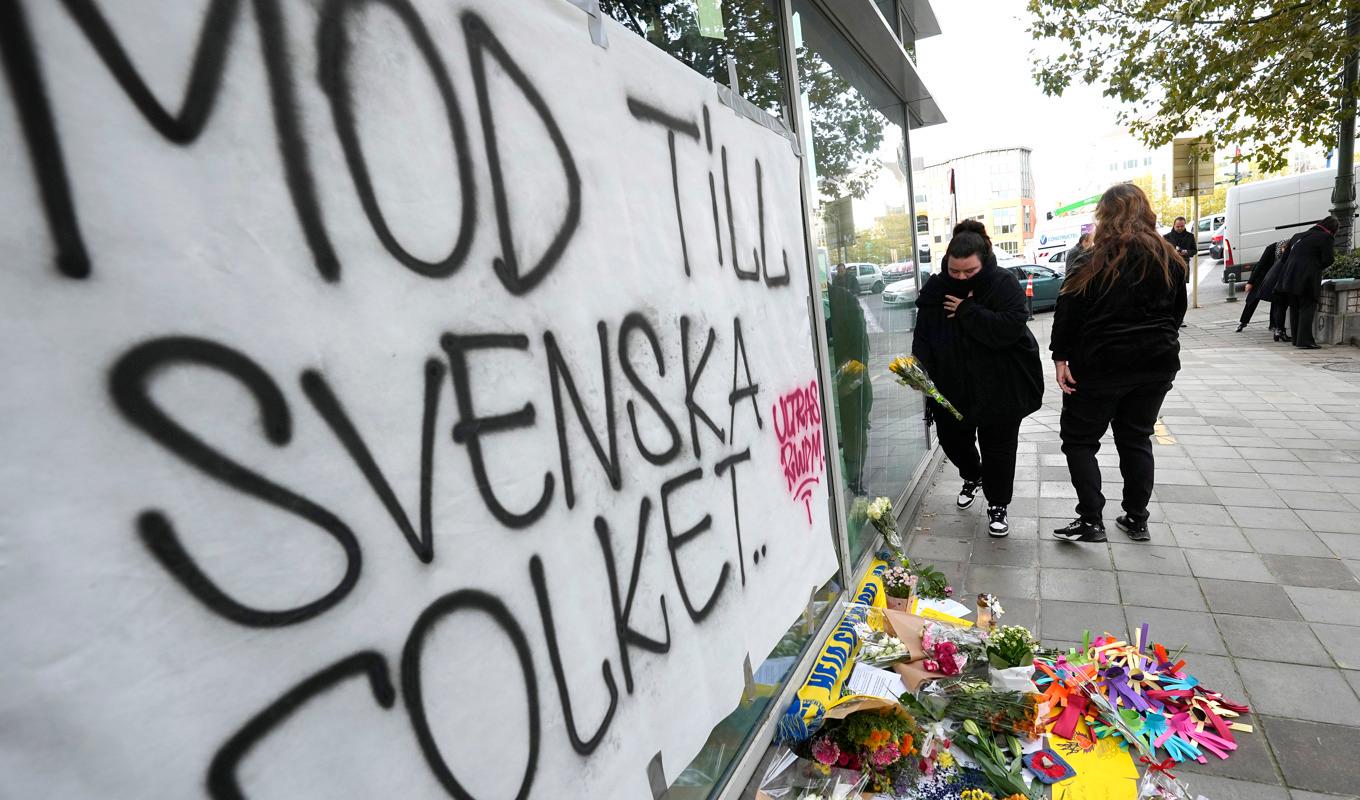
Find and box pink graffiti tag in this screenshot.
[771,380,825,524]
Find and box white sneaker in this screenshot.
[987,506,1009,537]
[957,479,981,509]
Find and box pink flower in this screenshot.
[945,585,954,597]
[923,659,940,672]
[811,737,841,766]
[871,743,901,768]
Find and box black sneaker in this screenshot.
[957,479,981,509]
[1116,515,1151,541]
[987,506,1009,537]
[1052,519,1107,543]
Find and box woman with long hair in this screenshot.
[1050,184,1188,544]
[912,220,1043,537]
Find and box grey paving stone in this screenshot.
[1108,542,1191,575]
[1041,543,1118,578]
[969,538,1037,567]
[1163,501,1234,524]
[1319,533,1360,560]
[1186,549,1276,583]
[1243,529,1334,557]
[1297,509,1360,534]
[1311,624,1360,670]
[1195,456,1255,473]
[1199,579,1303,621]
[1171,523,1253,552]
[1276,490,1358,512]
[1347,670,1360,699]
[1154,484,1220,505]
[1230,506,1309,530]
[1184,651,1247,700]
[1041,600,1127,642]
[1290,791,1359,800]
[1216,615,1332,666]
[1238,662,1360,725]
[1125,605,1227,655]
[1205,470,1269,488]
[964,564,1037,598]
[1117,572,1206,611]
[907,534,971,562]
[1176,776,1290,800]
[1284,586,1360,625]
[1261,473,1322,491]
[1263,716,1360,796]
[1157,468,1210,486]
[1174,708,1282,785]
[999,597,1039,632]
[1038,480,1077,498]
[1039,567,1119,604]
[1217,486,1286,508]
[1255,461,1315,476]
[1262,555,1360,591]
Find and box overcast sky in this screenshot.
[908,0,1128,212]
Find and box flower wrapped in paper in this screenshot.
[888,355,963,421]
[756,745,870,800]
[833,359,867,397]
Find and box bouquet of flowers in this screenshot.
[757,745,870,799]
[866,496,904,558]
[986,626,1037,670]
[913,678,1045,738]
[857,630,911,668]
[888,355,963,421]
[801,707,924,794]
[952,720,1042,799]
[883,564,916,600]
[921,622,986,676]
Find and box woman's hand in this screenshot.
[943,291,973,318]
[1055,360,1077,395]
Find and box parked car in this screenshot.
[881,278,918,307]
[1197,215,1226,253]
[1006,264,1064,312]
[841,262,885,294]
[882,261,915,283]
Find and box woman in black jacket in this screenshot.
[1050,184,1187,544]
[1236,238,1286,334]
[912,221,1044,537]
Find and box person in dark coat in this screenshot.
[1164,216,1196,262]
[1279,217,1338,349]
[1051,184,1187,544]
[1257,233,1302,342]
[1237,238,1286,334]
[912,220,1044,537]
[829,266,872,493]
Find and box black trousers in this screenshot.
[1268,298,1289,332]
[1291,295,1318,347]
[1239,292,1262,326]
[933,411,1021,507]
[1060,380,1172,524]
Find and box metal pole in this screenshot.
[1332,8,1360,252]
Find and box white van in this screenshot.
[1221,168,1356,282]
[1027,213,1095,265]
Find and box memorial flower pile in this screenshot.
[888,355,963,421]
[775,557,1253,799]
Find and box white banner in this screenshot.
[0,1,837,797]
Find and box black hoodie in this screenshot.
[1050,247,1188,388]
[911,254,1044,424]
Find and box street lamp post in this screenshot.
[1332,9,1360,253]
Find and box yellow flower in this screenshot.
[960,790,995,800]
[936,750,955,768]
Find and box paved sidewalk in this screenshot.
[903,297,1360,799]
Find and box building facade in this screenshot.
[914,147,1037,257]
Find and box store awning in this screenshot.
[811,0,946,130]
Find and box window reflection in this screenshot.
[794,0,929,563]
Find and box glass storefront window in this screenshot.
[793,0,930,564]
[600,1,790,119]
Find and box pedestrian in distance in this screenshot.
[1164,216,1196,263]
[912,220,1044,537]
[1050,184,1188,544]
[1065,231,1094,265]
[1236,238,1292,337]
[1279,216,1338,349]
